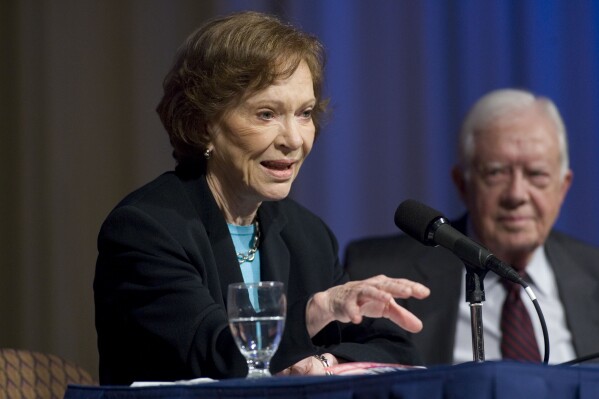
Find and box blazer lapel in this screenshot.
[181,174,244,304]
[257,203,291,288]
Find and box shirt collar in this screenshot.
[525,245,554,297]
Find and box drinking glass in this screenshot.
[227,281,286,378]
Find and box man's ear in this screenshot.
[559,169,574,203]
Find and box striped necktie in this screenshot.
[500,277,541,362]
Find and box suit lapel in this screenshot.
[411,214,468,325]
[409,214,474,364]
[546,233,599,357]
[410,246,464,364]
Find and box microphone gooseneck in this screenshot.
[394,199,522,284]
[394,199,550,364]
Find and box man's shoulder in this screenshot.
[548,230,599,254]
[547,230,599,263]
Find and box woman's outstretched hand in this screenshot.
[305,274,430,337]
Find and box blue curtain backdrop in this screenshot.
[217,0,599,260]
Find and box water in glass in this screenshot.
[227,281,286,378]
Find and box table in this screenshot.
[64,361,599,399]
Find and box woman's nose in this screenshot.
[277,119,303,150]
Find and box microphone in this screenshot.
[394,199,522,284]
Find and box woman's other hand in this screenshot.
[276,353,337,376]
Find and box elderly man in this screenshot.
[345,88,599,365]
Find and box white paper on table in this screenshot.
[325,362,426,376]
[130,377,217,387]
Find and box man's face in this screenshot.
[453,106,572,268]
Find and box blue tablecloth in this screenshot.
[64,361,599,399]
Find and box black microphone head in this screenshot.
[394,199,445,245]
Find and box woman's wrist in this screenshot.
[313,354,333,375]
[305,292,333,337]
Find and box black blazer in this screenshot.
[344,216,599,366]
[94,171,418,385]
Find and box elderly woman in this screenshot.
[94,11,429,385]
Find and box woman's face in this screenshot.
[207,60,316,209]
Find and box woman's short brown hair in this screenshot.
[156,11,328,169]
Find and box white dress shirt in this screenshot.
[452,245,577,364]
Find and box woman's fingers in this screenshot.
[384,299,424,333]
[365,275,430,299]
[305,275,430,336]
[329,275,429,331]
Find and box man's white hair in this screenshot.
[457,88,569,180]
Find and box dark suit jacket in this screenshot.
[344,216,599,366]
[94,171,418,385]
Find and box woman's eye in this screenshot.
[301,109,313,119]
[259,111,275,120]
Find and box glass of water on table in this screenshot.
[227,281,286,378]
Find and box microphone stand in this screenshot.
[465,266,488,362]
